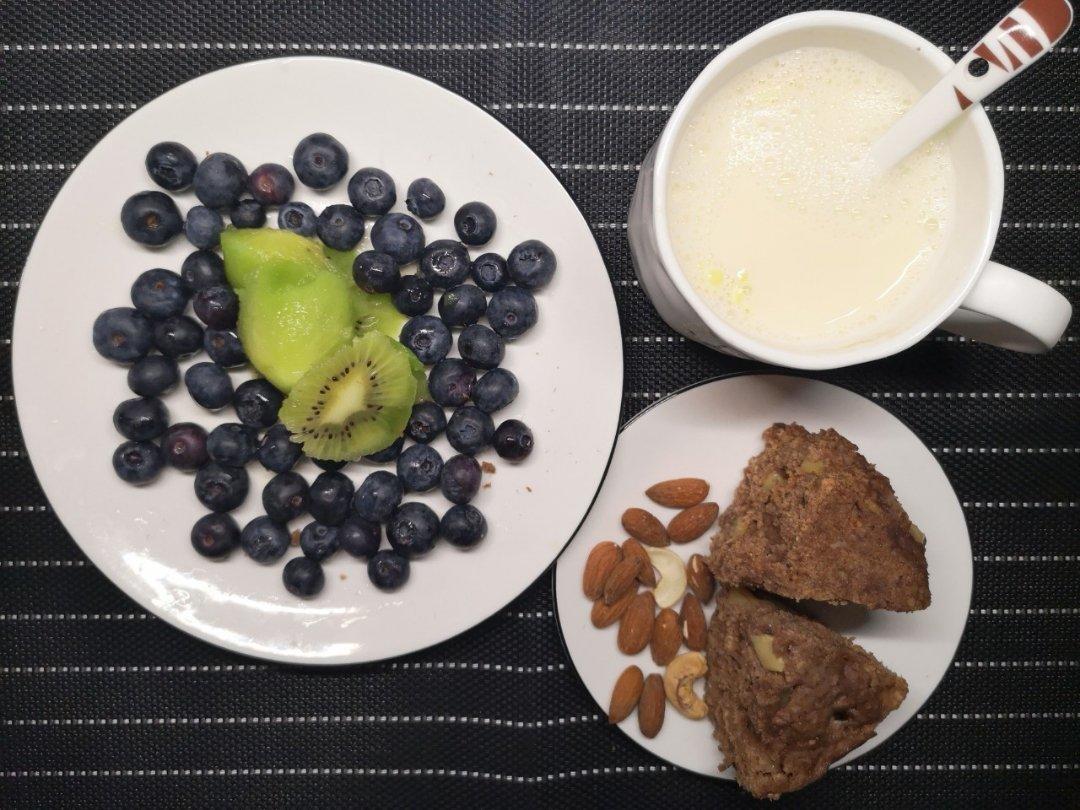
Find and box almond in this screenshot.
[607,665,644,724]
[650,608,682,666]
[637,673,666,738]
[582,541,621,600]
[591,590,634,628]
[680,594,707,651]
[603,557,642,605]
[667,502,720,543]
[617,591,655,655]
[622,538,657,587]
[645,477,710,508]
[686,554,715,603]
[622,507,669,547]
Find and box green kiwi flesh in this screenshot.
[279,331,417,461]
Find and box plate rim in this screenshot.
[12,55,624,666]
[551,370,972,776]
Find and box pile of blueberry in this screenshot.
[94,133,549,598]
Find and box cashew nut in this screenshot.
[751,633,785,672]
[645,547,687,608]
[663,651,708,719]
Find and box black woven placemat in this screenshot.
[1,1,1077,807]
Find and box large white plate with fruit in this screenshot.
[554,375,971,780]
[12,57,623,665]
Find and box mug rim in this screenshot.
[651,10,1005,370]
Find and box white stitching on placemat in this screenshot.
[0,560,87,567]
[953,660,1078,667]
[840,764,1078,772]
[961,502,1078,508]
[0,505,51,513]
[932,447,1080,454]
[970,608,1080,615]
[2,713,604,728]
[871,392,1079,399]
[0,664,271,674]
[975,555,1077,562]
[918,712,1075,720]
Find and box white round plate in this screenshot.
[13,58,623,665]
[554,374,971,778]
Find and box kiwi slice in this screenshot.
[222,227,330,290]
[323,245,409,340]
[279,331,417,461]
[407,350,431,403]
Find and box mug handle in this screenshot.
[941,261,1072,352]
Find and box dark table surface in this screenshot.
[1,1,1077,807]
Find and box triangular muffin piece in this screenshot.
[708,423,930,611]
[705,588,908,799]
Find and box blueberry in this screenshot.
[113,397,168,441]
[493,419,534,461]
[162,422,208,471]
[508,239,557,290]
[471,367,518,413]
[317,204,365,251]
[93,307,153,364]
[399,315,452,365]
[352,250,400,294]
[184,206,224,249]
[193,152,248,208]
[428,359,476,408]
[487,287,538,339]
[283,557,325,598]
[471,252,509,292]
[131,268,188,319]
[405,402,446,444]
[203,329,247,368]
[340,516,381,559]
[192,285,239,330]
[386,502,439,557]
[127,354,179,397]
[440,454,481,504]
[417,239,470,289]
[454,201,497,246]
[396,444,444,492]
[371,213,425,264]
[446,405,494,455]
[240,516,291,563]
[353,470,403,522]
[277,201,318,236]
[233,379,283,428]
[405,177,445,219]
[392,275,434,316]
[308,471,355,525]
[262,471,309,521]
[230,198,266,229]
[440,504,487,547]
[112,440,164,485]
[348,167,396,215]
[153,315,204,358]
[191,513,240,558]
[145,141,197,192]
[120,190,183,246]
[363,436,404,464]
[438,284,487,327]
[247,162,295,206]
[207,422,258,466]
[258,424,303,473]
[293,132,348,190]
[458,324,504,370]
[312,457,348,472]
[195,462,249,511]
[367,550,409,590]
[300,521,341,561]
[181,249,227,291]
[185,362,233,410]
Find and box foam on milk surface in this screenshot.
[667,47,955,351]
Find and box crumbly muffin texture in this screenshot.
[708,423,930,612]
[705,588,908,799]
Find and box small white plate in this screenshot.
[12,57,623,665]
[554,374,971,779]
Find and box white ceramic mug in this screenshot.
[628,11,1073,370]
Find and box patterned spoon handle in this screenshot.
[871,0,1073,171]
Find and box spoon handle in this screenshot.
[871,0,1073,171]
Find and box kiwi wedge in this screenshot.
[222,227,329,289]
[323,245,409,340]
[279,331,418,461]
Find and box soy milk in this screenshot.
[667,47,955,350]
